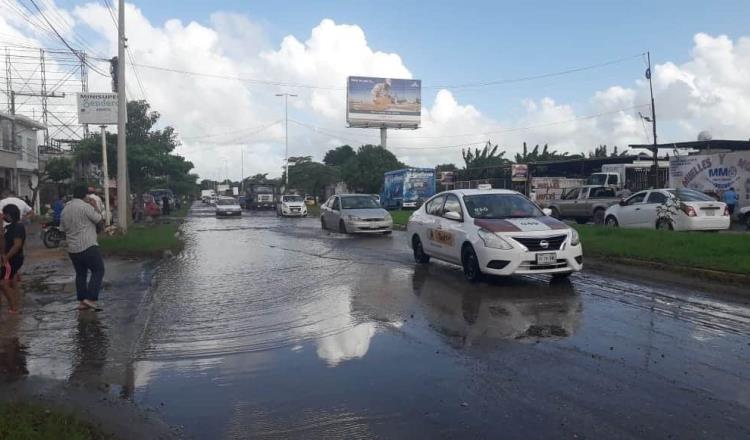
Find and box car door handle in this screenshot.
[635,208,641,210]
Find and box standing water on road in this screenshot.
[127,203,750,439]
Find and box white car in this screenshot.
[215,197,242,217]
[321,194,393,234]
[604,188,730,231]
[407,189,583,282]
[739,205,750,228]
[277,194,308,217]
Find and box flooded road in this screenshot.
[133,203,749,439]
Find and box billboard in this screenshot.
[77,93,118,125]
[669,151,750,208]
[511,164,529,181]
[347,76,421,128]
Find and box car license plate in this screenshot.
[536,253,556,265]
[704,210,714,216]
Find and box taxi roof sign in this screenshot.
[477,184,493,190]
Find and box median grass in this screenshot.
[390,210,413,226]
[574,224,750,275]
[0,402,113,440]
[99,223,182,256]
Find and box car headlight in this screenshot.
[348,215,362,221]
[384,213,392,221]
[570,229,580,246]
[477,228,513,250]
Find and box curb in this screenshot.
[393,224,407,231]
[585,255,750,289]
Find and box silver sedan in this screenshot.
[320,194,393,234]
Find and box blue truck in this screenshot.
[381,168,436,209]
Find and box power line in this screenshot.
[25,0,108,76]
[179,120,282,152]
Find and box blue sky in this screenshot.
[111,0,750,119]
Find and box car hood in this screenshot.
[342,208,388,219]
[474,216,569,233]
[282,202,306,207]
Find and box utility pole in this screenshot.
[275,93,297,189]
[646,51,659,187]
[380,126,387,149]
[240,145,244,191]
[116,0,128,231]
[100,125,111,224]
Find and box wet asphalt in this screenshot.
[126,203,749,439]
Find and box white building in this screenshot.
[0,111,44,203]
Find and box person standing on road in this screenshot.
[0,190,34,224]
[723,187,738,217]
[0,204,26,314]
[61,185,105,311]
[161,195,171,216]
[52,195,65,226]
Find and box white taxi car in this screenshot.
[277,194,308,217]
[215,196,242,217]
[407,189,583,282]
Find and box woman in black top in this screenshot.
[1,204,25,314]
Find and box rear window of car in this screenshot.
[590,187,616,198]
[667,189,716,202]
[217,199,236,206]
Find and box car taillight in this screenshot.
[723,206,730,216]
[681,204,697,217]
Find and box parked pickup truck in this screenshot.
[547,185,621,225]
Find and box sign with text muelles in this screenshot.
[669,151,750,208]
[77,93,118,125]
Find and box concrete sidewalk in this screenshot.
[0,240,179,438]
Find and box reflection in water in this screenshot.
[316,323,376,367]
[68,313,109,388]
[411,266,582,347]
[0,335,28,382]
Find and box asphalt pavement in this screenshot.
[124,203,750,439]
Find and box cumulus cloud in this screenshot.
[2,1,750,179]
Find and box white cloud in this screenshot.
[3,2,750,179]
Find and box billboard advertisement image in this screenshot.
[669,151,750,208]
[347,76,421,128]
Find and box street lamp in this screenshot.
[275,93,297,189]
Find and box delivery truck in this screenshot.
[381,168,436,209]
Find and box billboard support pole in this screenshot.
[380,127,387,149]
[116,0,128,232]
[100,125,111,225]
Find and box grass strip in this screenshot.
[0,402,113,440]
[99,223,181,256]
[390,210,413,226]
[574,224,750,275]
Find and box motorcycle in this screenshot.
[41,222,66,249]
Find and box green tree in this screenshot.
[288,160,340,200]
[515,142,570,163]
[74,100,199,196]
[341,145,406,193]
[30,156,74,206]
[435,163,458,172]
[323,145,356,167]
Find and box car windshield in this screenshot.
[253,186,273,193]
[341,196,380,209]
[667,189,716,202]
[217,198,237,206]
[463,194,544,219]
[587,174,607,186]
[283,195,303,202]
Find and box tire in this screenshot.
[550,207,561,219]
[744,214,750,230]
[412,236,430,264]
[339,220,348,234]
[42,229,62,249]
[593,209,605,225]
[461,245,482,283]
[321,217,327,230]
[656,219,673,231]
[605,216,619,227]
[382,230,392,235]
[575,218,588,225]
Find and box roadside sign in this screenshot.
[511,164,528,181]
[77,92,118,125]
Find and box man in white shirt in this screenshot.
[0,190,33,222]
[87,187,105,213]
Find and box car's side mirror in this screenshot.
[542,208,552,216]
[619,199,626,206]
[443,211,462,221]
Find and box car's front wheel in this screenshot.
[605,215,619,227]
[320,217,327,230]
[593,208,605,225]
[339,220,348,234]
[462,245,482,283]
[413,236,430,264]
[656,218,674,231]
